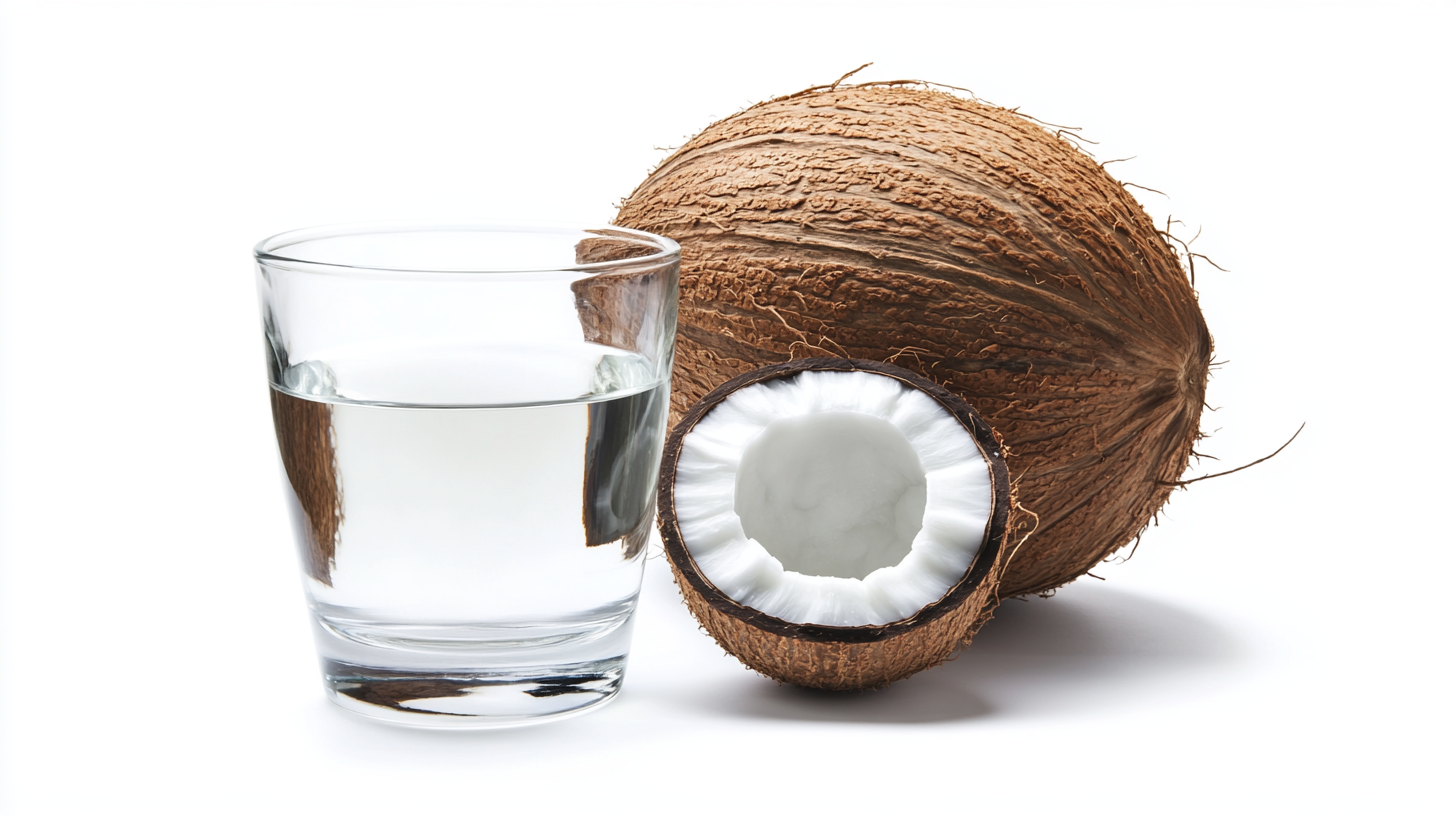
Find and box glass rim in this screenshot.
[253,219,681,275]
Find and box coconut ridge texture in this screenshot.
[617,83,1210,597]
[658,358,1013,689]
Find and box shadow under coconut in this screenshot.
[712,673,995,725]
[711,584,1244,724]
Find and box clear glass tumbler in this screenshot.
[254,221,679,727]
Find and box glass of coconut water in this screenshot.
[253,221,678,727]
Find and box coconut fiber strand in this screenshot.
[617,84,1210,597]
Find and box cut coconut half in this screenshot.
[658,358,1011,689]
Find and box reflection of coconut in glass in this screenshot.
[572,234,679,557]
[270,383,342,586]
[659,358,1015,690]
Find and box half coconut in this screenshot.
[658,358,1012,690]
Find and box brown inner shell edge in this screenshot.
[657,357,1010,645]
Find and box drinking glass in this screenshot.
[254,221,679,727]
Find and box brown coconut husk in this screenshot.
[617,82,1210,598]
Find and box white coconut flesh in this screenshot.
[672,370,994,627]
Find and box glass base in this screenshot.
[321,657,625,728]
[308,603,638,728]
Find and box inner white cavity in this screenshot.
[735,412,926,581]
[671,369,993,627]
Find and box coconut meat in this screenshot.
[672,370,993,627]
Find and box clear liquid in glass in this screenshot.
[269,345,667,726]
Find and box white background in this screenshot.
[1,1,1452,813]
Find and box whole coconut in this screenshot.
[615,82,1211,597]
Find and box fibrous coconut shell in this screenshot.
[617,83,1210,597]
